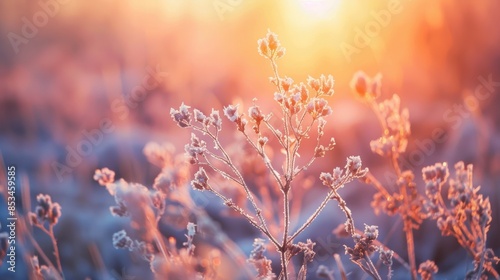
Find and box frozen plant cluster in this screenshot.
[170,30,370,280]
[2,30,498,280]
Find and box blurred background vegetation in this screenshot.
[0,0,499,279]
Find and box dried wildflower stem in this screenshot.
[433,193,475,247]
[280,182,291,280]
[49,226,63,277]
[330,189,355,235]
[334,253,348,280]
[391,144,416,274]
[290,175,351,241]
[191,209,256,279]
[198,126,276,244]
[211,137,268,230]
[455,223,475,247]
[270,55,294,280]
[486,263,500,279]
[452,223,498,279]
[203,149,234,167]
[24,220,59,278]
[36,225,64,278]
[173,32,359,278]
[373,237,410,271]
[148,217,169,260]
[492,268,500,279]
[350,225,410,274]
[200,156,240,186]
[403,225,416,280]
[475,225,487,280]
[294,156,316,177]
[280,248,288,280]
[357,261,379,280]
[391,154,402,178]
[241,131,283,189]
[368,94,418,280]
[207,183,280,248]
[289,189,334,241]
[263,119,286,147]
[364,255,382,280]
[422,163,500,279]
[400,183,417,280]
[269,55,291,173]
[290,110,308,142]
[281,188,291,280]
[293,132,323,177]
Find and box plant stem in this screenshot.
[403,219,417,280]
[208,184,280,248]
[280,248,288,280]
[25,222,59,278]
[281,187,290,280]
[290,174,351,241]
[396,160,416,280]
[331,189,355,235]
[204,128,275,243]
[334,253,348,280]
[290,189,334,241]
[49,226,64,279]
[364,255,382,280]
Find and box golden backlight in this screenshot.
[0,1,499,279]
[297,0,342,19]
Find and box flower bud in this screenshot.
[257,39,269,57]
[266,32,279,51]
[223,104,240,122]
[350,71,369,98]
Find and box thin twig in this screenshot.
[208,184,280,248]
[290,174,351,241]
[204,128,275,243]
[334,254,348,280]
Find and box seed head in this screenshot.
[194,109,207,123]
[210,109,222,131]
[350,71,369,98]
[170,103,192,128]
[112,230,133,250]
[192,168,209,191]
[93,168,115,186]
[223,104,240,122]
[418,260,438,280]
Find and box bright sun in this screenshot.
[298,0,342,18]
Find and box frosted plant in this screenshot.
[95,143,253,279]
[31,255,61,280]
[418,260,438,280]
[351,71,430,279]
[351,71,499,280]
[94,164,210,279]
[84,30,500,280]
[28,194,64,280]
[170,30,369,279]
[344,224,382,280]
[422,162,500,279]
